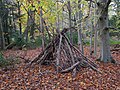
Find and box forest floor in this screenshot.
[0,46,120,90]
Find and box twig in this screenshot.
[61,61,80,73]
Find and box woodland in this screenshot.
[0,0,120,89]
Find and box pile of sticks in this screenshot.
[29,28,100,76]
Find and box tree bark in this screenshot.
[56,0,60,33]
[24,5,35,42]
[77,0,84,54]
[17,1,22,39]
[90,21,94,56]
[89,5,94,56]
[97,0,114,62]
[94,4,98,56]
[39,4,45,51]
[68,1,73,44]
[0,18,5,49]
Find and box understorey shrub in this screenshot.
[0,52,20,69]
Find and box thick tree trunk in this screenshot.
[97,0,114,62]
[24,8,35,42]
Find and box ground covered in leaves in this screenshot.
[0,47,120,90]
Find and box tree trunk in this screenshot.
[17,1,22,39]
[97,0,114,62]
[94,4,98,56]
[68,1,73,44]
[29,9,35,40]
[40,6,45,51]
[24,14,29,42]
[56,0,60,33]
[62,7,64,30]
[24,6,35,42]
[89,6,94,56]
[77,0,84,54]
[0,18,5,49]
[90,21,94,56]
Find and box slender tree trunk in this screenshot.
[24,6,35,42]
[94,26,98,56]
[62,7,64,30]
[73,15,76,27]
[97,0,114,62]
[77,0,84,54]
[68,1,73,44]
[43,20,51,41]
[12,5,16,32]
[89,6,94,56]
[18,1,22,39]
[94,4,98,56]
[90,21,94,56]
[24,14,29,42]
[4,9,10,45]
[56,0,60,33]
[40,7,45,50]
[0,18,5,49]
[29,10,35,40]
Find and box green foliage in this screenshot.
[83,40,90,46]
[34,35,50,48]
[0,52,20,68]
[0,0,119,50]
[66,31,79,45]
[109,15,120,39]
[15,37,26,48]
[72,31,78,45]
[10,31,26,48]
[0,52,9,67]
[109,15,118,27]
[34,36,42,47]
[10,31,51,49]
[110,39,120,45]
